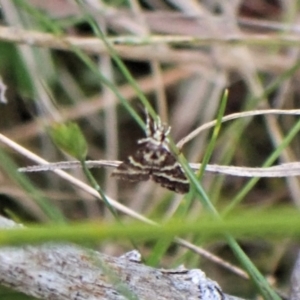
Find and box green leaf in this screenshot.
[49,122,87,161]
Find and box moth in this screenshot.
[112,112,190,194]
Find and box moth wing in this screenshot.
[152,168,190,194]
[150,148,190,194]
[112,146,150,182]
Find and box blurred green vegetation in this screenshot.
[0,0,299,299]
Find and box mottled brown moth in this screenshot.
[112,112,189,194]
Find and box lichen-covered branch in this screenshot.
[290,251,300,300]
[0,216,244,300]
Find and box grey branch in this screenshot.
[290,251,300,300]
[0,216,244,300]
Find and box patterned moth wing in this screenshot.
[112,112,190,194]
[150,147,190,194]
[110,145,150,182]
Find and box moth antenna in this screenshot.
[145,109,159,137]
[164,125,171,136]
[156,115,162,128]
[144,110,152,137]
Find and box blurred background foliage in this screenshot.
[0,0,300,298]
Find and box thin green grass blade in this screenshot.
[75,0,156,118]
[15,0,145,129]
[176,156,280,299]
[0,208,299,245]
[0,285,39,300]
[223,113,300,216]
[49,122,120,219]
[209,59,300,204]
[88,249,139,300]
[145,236,174,266]
[170,90,228,219]
[0,148,65,224]
[198,89,228,179]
